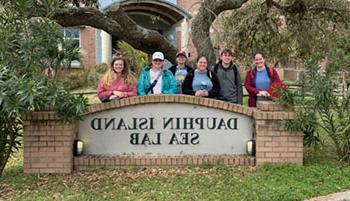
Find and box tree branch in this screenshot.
[53,6,178,63]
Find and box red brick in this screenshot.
[31,142,47,147]
[296,142,303,147]
[265,152,281,158]
[47,142,64,147]
[48,163,65,168]
[31,163,48,168]
[288,147,303,152]
[39,147,55,152]
[259,136,273,142]
[256,158,273,165]
[55,136,72,142]
[55,147,71,152]
[281,153,296,157]
[256,152,265,158]
[24,169,40,174]
[55,158,72,163]
[26,136,39,142]
[272,147,289,152]
[25,147,39,152]
[257,146,273,152]
[40,136,55,141]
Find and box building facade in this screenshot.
[69,0,200,69]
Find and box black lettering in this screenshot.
[217,118,227,130]
[141,133,151,144]
[227,118,238,130]
[190,133,199,145]
[206,117,217,129]
[183,118,194,129]
[194,118,204,129]
[155,132,161,145]
[91,118,102,130]
[130,133,139,145]
[176,117,181,129]
[105,118,115,130]
[149,117,154,129]
[127,118,138,130]
[139,118,148,130]
[117,118,127,130]
[163,117,173,129]
[169,133,179,145]
[180,132,189,144]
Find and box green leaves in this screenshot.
[281,50,350,161]
[215,0,350,65]
[0,0,87,175]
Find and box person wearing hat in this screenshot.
[137,51,176,95]
[169,50,192,94]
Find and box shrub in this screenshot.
[280,50,350,161]
[0,0,87,175]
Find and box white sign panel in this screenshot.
[78,103,253,155]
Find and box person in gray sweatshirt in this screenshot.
[212,49,243,104]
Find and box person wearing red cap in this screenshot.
[169,50,192,94]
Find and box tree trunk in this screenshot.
[0,121,15,175]
[191,0,248,66]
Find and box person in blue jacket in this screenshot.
[137,51,177,95]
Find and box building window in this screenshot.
[60,27,81,66]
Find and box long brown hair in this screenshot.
[101,57,136,86]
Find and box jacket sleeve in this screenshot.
[97,78,112,101]
[137,70,147,96]
[162,71,177,94]
[181,72,195,95]
[208,71,220,98]
[271,68,281,84]
[236,70,243,104]
[244,70,260,95]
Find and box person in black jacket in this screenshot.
[169,50,192,94]
[182,55,220,98]
[212,49,243,104]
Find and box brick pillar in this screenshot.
[22,112,76,174]
[254,101,303,165]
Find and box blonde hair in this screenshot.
[101,57,136,86]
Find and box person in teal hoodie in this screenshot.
[137,51,177,95]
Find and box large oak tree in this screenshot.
[11,0,348,65]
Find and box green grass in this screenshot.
[1,149,350,201]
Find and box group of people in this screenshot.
[97,49,281,107]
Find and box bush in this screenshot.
[58,70,89,90]
[95,63,108,74]
[280,50,350,161]
[58,63,109,90]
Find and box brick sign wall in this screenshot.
[22,95,303,174]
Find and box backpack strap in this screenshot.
[145,68,163,94]
[212,63,219,74]
[213,62,239,85]
[232,63,238,86]
[266,66,274,79]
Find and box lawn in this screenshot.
[1,89,349,201]
[1,148,350,201]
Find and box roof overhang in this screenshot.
[108,0,192,25]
